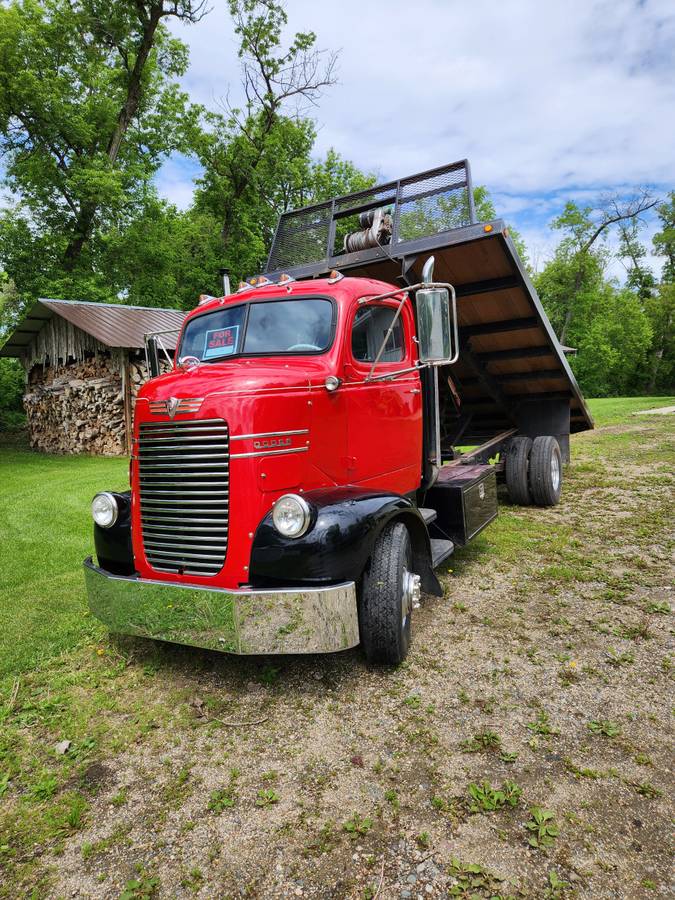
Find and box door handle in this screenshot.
[408,388,421,394]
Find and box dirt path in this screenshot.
[3,415,673,899]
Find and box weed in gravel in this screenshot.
[543,870,570,899]
[416,831,431,849]
[605,649,635,667]
[404,693,421,709]
[587,720,621,737]
[525,807,559,849]
[645,600,670,614]
[208,786,236,813]
[467,780,521,813]
[384,788,399,812]
[342,812,372,836]
[162,766,192,806]
[119,868,159,899]
[564,759,603,779]
[180,867,204,893]
[499,750,519,763]
[448,857,517,898]
[527,710,560,736]
[255,788,280,807]
[461,730,501,752]
[629,781,662,798]
[619,622,654,641]
[305,820,336,855]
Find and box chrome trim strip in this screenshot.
[84,557,359,655]
[144,538,226,549]
[141,516,229,525]
[139,452,227,461]
[143,524,227,541]
[230,429,309,441]
[141,461,227,475]
[139,489,229,496]
[230,446,309,460]
[145,548,224,560]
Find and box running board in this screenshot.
[431,538,454,568]
[419,507,437,525]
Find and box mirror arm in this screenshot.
[359,281,458,381]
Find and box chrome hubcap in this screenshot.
[402,568,421,626]
[551,454,560,491]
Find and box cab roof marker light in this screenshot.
[327,269,344,284]
[237,281,250,292]
[198,294,215,306]
[278,273,295,284]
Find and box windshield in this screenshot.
[179,297,334,363]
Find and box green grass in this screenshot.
[0,397,672,897]
[586,395,675,427]
[0,396,672,679]
[0,445,127,678]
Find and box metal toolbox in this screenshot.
[427,464,498,546]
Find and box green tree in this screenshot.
[645,194,675,391]
[0,0,207,302]
[548,193,656,345]
[0,274,25,429]
[571,284,653,396]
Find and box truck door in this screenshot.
[344,299,422,493]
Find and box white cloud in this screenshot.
[163,0,674,266]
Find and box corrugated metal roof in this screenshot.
[0,298,187,358]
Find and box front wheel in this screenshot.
[359,522,420,665]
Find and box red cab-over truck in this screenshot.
[85,160,593,664]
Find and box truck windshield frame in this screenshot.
[177,295,337,364]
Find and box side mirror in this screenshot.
[416,286,454,363]
[146,337,160,378]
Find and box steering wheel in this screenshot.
[287,343,321,351]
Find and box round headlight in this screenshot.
[92,492,119,528]
[272,494,311,539]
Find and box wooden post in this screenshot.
[122,351,133,456]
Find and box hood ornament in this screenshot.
[166,397,180,418]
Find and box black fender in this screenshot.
[249,487,442,597]
[93,491,135,575]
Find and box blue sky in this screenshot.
[159,0,674,280]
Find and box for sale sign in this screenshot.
[203,325,239,359]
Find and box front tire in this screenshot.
[529,436,563,506]
[359,522,419,665]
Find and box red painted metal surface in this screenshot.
[131,276,422,589]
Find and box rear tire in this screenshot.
[529,436,562,507]
[359,522,418,665]
[505,436,533,505]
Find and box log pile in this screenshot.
[24,356,127,456]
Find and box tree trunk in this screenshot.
[62,5,162,268]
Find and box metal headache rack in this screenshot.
[267,160,476,274]
[265,158,593,441]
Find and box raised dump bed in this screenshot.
[265,159,593,452]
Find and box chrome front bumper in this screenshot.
[83,558,359,655]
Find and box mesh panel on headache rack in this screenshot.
[267,202,332,271]
[396,163,471,243]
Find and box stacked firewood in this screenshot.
[24,357,126,456]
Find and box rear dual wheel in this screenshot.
[506,435,562,507]
[359,522,420,665]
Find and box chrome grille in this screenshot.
[138,418,229,576]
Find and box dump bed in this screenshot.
[265,160,593,439]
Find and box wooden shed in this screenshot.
[0,299,186,455]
